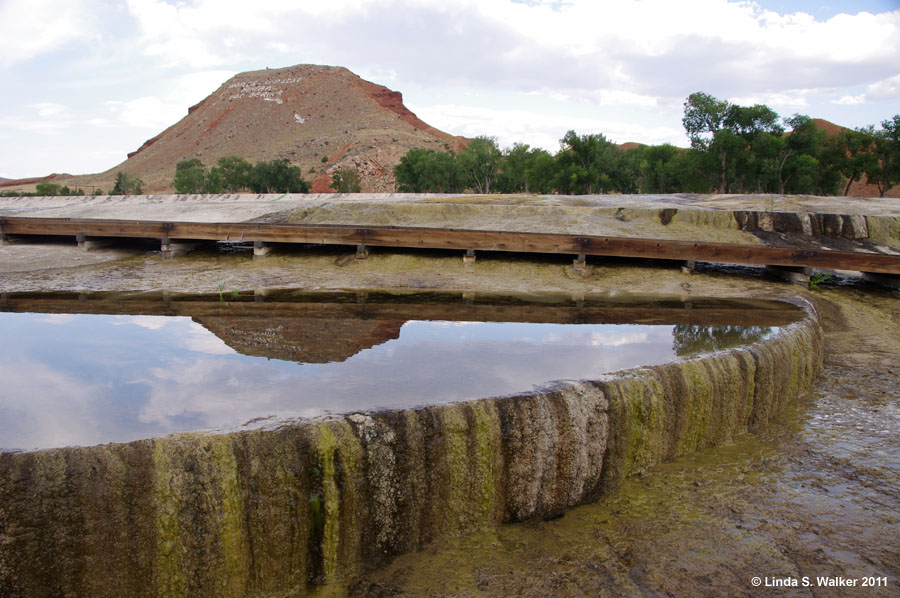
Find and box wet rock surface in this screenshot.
[347,287,900,597]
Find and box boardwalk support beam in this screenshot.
[356,244,369,260]
[463,249,476,265]
[76,233,114,250]
[253,241,272,258]
[766,265,811,285]
[161,238,200,259]
[862,272,900,290]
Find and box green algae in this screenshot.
[206,436,250,595]
[312,424,341,583]
[152,439,188,598]
[865,215,900,248]
[469,401,502,526]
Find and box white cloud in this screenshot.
[729,91,812,110]
[0,0,99,67]
[104,70,234,128]
[864,73,900,101]
[833,94,866,105]
[416,102,685,151]
[830,73,900,106]
[27,102,71,118]
[0,103,74,135]
[106,96,182,129]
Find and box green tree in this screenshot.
[111,172,143,195]
[682,92,730,150]
[554,130,619,194]
[525,148,557,194]
[778,115,826,195]
[866,115,900,197]
[173,158,206,194]
[682,92,782,193]
[210,156,253,192]
[496,144,556,194]
[394,148,465,193]
[458,136,502,193]
[248,159,309,193]
[35,182,62,195]
[330,167,362,193]
[614,146,643,193]
[829,129,875,196]
[639,144,682,193]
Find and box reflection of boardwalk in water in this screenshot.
[0,290,805,325]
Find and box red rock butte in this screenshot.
[24,64,468,194]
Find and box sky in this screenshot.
[1,0,898,180]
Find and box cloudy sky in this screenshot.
[1,0,898,179]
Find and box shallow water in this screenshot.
[0,292,797,451]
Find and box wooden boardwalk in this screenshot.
[2,214,899,275]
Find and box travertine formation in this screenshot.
[0,305,823,597]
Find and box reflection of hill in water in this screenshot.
[193,317,404,363]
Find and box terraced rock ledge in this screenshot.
[0,302,823,598]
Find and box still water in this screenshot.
[0,297,787,451]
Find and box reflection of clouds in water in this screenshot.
[3,316,684,450]
[113,315,169,330]
[37,314,76,325]
[589,331,650,347]
[139,357,304,427]
[134,332,678,431]
[184,322,235,355]
[0,358,102,450]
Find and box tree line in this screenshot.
[1,171,143,197]
[173,156,310,194]
[394,92,900,197]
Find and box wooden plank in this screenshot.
[1,216,899,274]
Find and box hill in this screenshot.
[807,118,898,198]
[3,65,466,194]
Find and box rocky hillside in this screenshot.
[53,65,466,193]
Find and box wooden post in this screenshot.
[862,272,900,290]
[356,244,369,259]
[463,248,476,265]
[681,260,696,275]
[76,233,114,250]
[0,232,8,246]
[160,238,199,258]
[573,252,588,275]
[766,265,811,285]
[253,241,272,258]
